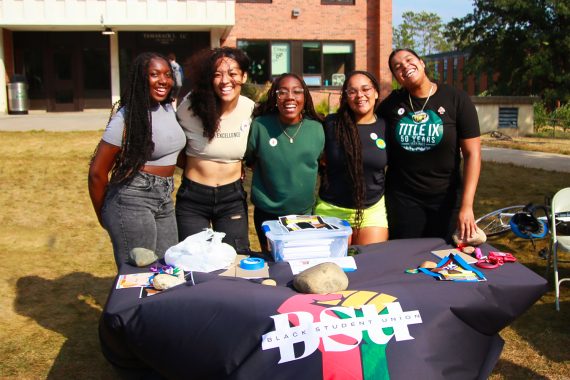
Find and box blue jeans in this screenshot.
[102,172,178,268]
[175,177,250,253]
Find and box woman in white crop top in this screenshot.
[175,47,255,253]
[88,52,186,268]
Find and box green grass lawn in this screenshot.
[0,131,568,379]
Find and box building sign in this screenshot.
[141,33,189,45]
[271,43,290,76]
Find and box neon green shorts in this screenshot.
[314,196,388,229]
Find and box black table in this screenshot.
[99,238,547,380]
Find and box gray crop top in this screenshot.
[176,95,255,163]
[102,103,186,166]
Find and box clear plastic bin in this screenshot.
[262,216,352,262]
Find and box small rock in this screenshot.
[452,227,487,246]
[129,247,158,267]
[293,262,349,294]
[461,246,475,254]
[153,274,184,290]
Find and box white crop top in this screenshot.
[102,103,186,166]
[176,95,255,163]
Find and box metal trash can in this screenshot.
[7,75,29,115]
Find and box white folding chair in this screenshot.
[551,187,570,311]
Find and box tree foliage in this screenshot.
[393,11,453,56]
[446,0,570,107]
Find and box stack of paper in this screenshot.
[280,238,334,261]
[288,256,357,275]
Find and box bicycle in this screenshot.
[475,205,528,237]
[475,202,570,261]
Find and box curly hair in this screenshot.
[187,47,250,141]
[108,52,174,184]
[253,73,323,122]
[331,70,380,230]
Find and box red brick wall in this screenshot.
[2,29,14,82]
[226,0,392,99]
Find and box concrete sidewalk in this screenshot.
[481,146,570,173]
[0,109,109,131]
[1,110,569,173]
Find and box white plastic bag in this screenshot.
[164,229,237,272]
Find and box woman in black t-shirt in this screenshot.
[316,71,389,245]
[378,48,481,242]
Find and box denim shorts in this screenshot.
[102,171,178,268]
[175,177,250,253]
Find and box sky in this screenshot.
[392,0,475,26]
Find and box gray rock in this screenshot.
[293,262,349,294]
[452,227,487,247]
[128,247,158,267]
[152,274,185,290]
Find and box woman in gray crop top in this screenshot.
[175,47,254,253]
[88,52,186,268]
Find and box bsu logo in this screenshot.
[262,291,423,379]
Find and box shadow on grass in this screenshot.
[493,359,549,379]
[14,272,120,379]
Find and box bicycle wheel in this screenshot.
[476,205,526,236]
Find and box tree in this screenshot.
[393,11,453,56]
[446,0,570,107]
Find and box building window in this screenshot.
[498,108,518,129]
[302,42,322,86]
[238,41,291,83]
[321,0,355,4]
[322,42,353,87]
[433,61,439,81]
[238,40,354,87]
[474,72,481,94]
[443,59,448,83]
[238,41,271,84]
[452,57,458,85]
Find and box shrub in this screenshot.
[552,103,570,131]
[315,99,331,117]
[241,82,271,103]
[534,101,549,130]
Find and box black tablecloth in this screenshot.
[99,238,547,380]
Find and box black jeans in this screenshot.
[253,207,283,253]
[175,177,250,253]
[385,187,461,242]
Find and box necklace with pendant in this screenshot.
[408,83,434,123]
[280,119,303,143]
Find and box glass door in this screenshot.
[46,44,81,112]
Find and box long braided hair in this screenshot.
[110,52,174,183]
[333,70,381,229]
[253,73,323,122]
[187,47,250,141]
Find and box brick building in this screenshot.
[0,0,392,114]
[424,50,497,96]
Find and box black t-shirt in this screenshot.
[378,84,480,195]
[319,113,388,208]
